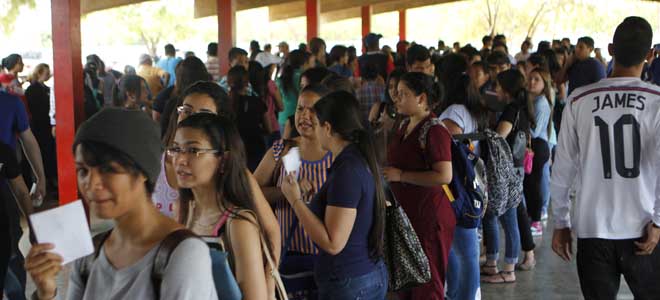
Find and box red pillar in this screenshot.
[306,0,320,42]
[399,9,407,41]
[51,0,84,205]
[217,0,236,76]
[361,6,372,39]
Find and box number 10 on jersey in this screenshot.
[594,114,641,179]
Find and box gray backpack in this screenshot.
[482,129,523,217]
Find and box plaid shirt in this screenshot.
[356,80,385,120]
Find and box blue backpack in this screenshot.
[444,134,488,228]
[417,119,488,229]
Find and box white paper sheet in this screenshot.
[29,200,94,264]
[282,147,301,178]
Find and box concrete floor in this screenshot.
[16,208,635,300]
[480,222,634,300]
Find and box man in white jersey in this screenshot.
[551,16,660,300]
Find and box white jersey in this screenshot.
[551,77,660,239]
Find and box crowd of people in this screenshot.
[0,15,659,300]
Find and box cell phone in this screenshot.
[654,44,660,52]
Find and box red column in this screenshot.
[217,0,236,77]
[51,0,84,205]
[399,9,407,41]
[306,0,320,42]
[361,6,372,39]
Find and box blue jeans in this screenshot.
[446,227,480,300]
[483,206,520,265]
[542,144,555,215]
[316,261,388,300]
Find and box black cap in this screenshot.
[363,33,383,47]
[74,108,163,183]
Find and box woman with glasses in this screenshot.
[169,113,274,299]
[153,81,282,267]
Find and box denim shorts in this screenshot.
[316,261,388,300]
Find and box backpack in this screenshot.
[79,229,242,300]
[80,229,199,299]
[444,133,489,228]
[417,119,488,228]
[481,128,523,217]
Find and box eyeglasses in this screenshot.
[166,146,219,158]
[176,106,219,117]
[176,106,194,116]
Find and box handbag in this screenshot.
[383,182,432,291]
[508,110,528,167]
[523,148,534,175]
[279,218,318,300]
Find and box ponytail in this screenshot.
[227,66,249,114]
[351,128,386,259]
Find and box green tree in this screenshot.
[0,0,36,34]
[83,0,194,57]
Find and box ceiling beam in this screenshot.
[194,0,294,18]
[272,0,459,22]
[81,0,155,14]
[268,0,390,21]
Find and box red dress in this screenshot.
[387,114,456,300]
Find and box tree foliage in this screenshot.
[83,0,194,57]
[0,0,36,34]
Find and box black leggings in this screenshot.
[517,201,535,252]
[524,138,550,222]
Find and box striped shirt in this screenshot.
[273,139,333,254]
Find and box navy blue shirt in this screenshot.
[0,92,29,149]
[310,143,380,280]
[567,57,606,96]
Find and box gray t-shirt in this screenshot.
[66,238,218,300]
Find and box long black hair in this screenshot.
[497,69,532,129]
[313,91,386,259]
[176,113,258,226]
[248,61,267,103]
[280,50,310,93]
[227,65,249,114]
[497,69,527,106]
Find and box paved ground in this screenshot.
[16,202,634,299]
[480,221,633,300]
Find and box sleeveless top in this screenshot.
[272,139,332,254]
[152,154,179,218]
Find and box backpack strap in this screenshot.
[151,229,199,299]
[79,230,112,286]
